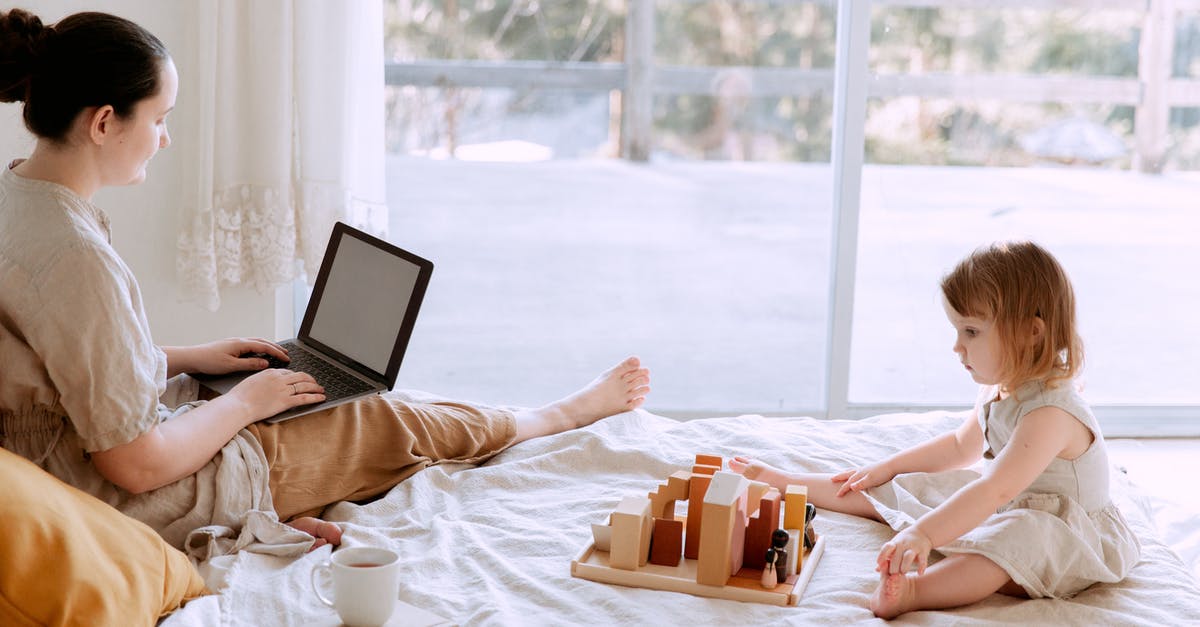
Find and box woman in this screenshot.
[0,8,650,555]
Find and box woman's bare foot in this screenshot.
[728,456,792,491]
[288,516,343,552]
[870,570,917,619]
[512,356,650,443]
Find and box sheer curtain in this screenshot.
[177,0,387,311]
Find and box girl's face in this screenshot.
[101,58,177,186]
[943,299,1004,386]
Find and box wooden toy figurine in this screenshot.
[804,503,817,550]
[761,548,778,590]
[771,529,790,584]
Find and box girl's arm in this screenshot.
[877,405,1082,574]
[89,368,323,494]
[888,409,985,474]
[836,410,984,496]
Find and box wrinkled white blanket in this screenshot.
[162,410,1200,626]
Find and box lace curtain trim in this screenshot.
[177,181,387,311]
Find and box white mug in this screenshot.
[311,546,401,627]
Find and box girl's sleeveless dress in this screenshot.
[862,381,1141,598]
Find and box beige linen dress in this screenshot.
[862,380,1141,598]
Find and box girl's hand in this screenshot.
[179,338,290,375]
[877,526,933,575]
[831,460,896,497]
[226,368,325,422]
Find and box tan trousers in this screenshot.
[246,395,515,521]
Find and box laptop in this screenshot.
[195,222,434,423]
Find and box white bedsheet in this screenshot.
[162,409,1200,626]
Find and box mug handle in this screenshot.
[310,560,335,608]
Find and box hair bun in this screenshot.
[0,9,54,103]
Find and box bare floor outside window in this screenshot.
[387,157,1200,414]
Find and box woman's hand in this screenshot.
[831,459,896,497]
[877,525,933,575]
[226,368,325,422]
[168,338,290,376]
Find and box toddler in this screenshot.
[732,241,1140,618]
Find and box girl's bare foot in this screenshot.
[870,570,917,619]
[512,357,650,442]
[287,516,343,552]
[728,455,792,491]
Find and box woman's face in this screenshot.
[101,57,177,187]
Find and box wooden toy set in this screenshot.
[571,454,825,606]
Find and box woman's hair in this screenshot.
[941,241,1084,391]
[0,9,168,141]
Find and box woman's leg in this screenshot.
[728,457,884,521]
[511,356,650,443]
[250,356,649,547]
[871,552,1023,619]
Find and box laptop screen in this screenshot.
[302,224,433,382]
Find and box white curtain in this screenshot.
[177,0,388,311]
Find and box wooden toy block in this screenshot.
[648,518,684,567]
[696,471,750,587]
[610,496,654,570]
[648,470,692,520]
[742,487,782,569]
[691,464,720,476]
[746,480,770,516]
[591,523,613,552]
[694,454,723,468]
[683,473,713,559]
[784,529,801,576]
[784,485,808,530]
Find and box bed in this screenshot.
[161,401,1200,626]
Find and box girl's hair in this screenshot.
[941,241,1083,391]
[0,9,168,141]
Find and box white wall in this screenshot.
[1,0,290,345]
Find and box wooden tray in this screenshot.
[571,534,825,606]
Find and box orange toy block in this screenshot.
[649,470,692,520]
[691,464,720,476]
[648,518,685,567]
[742,487,781,569]
[683,473,713,559]
[610,496,654,570]
[694,454,723,468]
[696,471,750,587]
[784,485,808,530]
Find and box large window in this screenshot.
[383,1,1200,434]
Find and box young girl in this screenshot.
[731,241,1139,618]
[0,9,649,557]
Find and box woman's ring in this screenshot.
[291,383,298,395]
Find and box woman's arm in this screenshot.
[90,368,323,494]
[877,405,1080,574]
[161,338,290,378]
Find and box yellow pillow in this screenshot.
[0,447,209,626]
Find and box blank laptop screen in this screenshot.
[306,234,422,375]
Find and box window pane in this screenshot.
[851,5,1200,406]
[385,1,835,413]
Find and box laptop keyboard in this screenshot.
[270,341,376,402]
